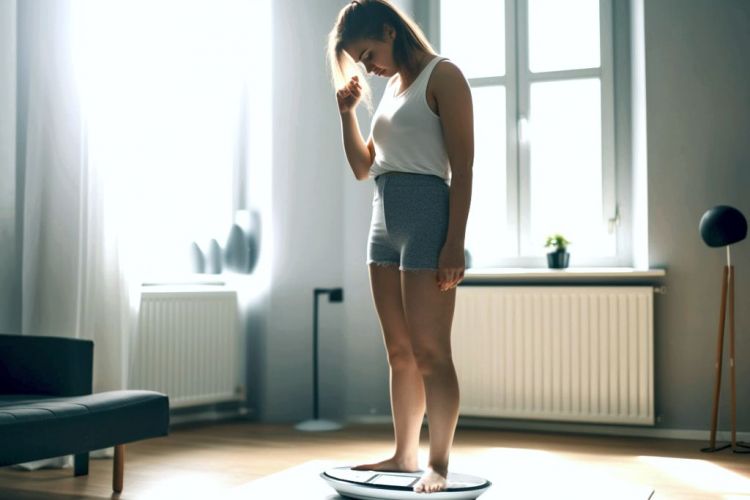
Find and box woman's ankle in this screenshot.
[426,462,448,477]
[392,452,419,469]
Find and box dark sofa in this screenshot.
[0,334,170,493]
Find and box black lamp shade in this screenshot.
[699,205,747,247]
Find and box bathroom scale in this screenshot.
[321,466,491,500]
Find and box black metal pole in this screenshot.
[310,287,343,424]
[313,290,320,420]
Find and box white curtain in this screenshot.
[14,0,260,469]
[19,0,134,391]
[19,0,255,391]
[15,0,133,470]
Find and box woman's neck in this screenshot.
[398,51,434,88]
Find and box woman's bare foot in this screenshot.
[413,466,448,493]
[351,455,419,472]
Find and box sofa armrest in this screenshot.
[0,334,93,396]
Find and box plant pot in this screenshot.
[547,250,570,269]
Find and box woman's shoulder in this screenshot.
[431,58,466,82]
[428,58,470,95]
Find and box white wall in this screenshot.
[644,0,750,430]
[261,0,349,421]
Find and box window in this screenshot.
[434,0,622,267]
[72,1,259,280]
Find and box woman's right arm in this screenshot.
[337,76,374,180]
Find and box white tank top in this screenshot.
[368,56,450,182]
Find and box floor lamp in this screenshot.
[699,205,749,453]
[296,287,344,432]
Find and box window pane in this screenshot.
[440,0,504,78]
[465,86,510,267]
[529,79,613,257]
[528,0,600,72]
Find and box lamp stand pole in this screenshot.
[702,246,750,453]
[295,288,344,432]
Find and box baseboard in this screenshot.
[167,408,750,444]
[169,405,251,427]
[346,414,750,443]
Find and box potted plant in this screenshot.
[545,234,571,269]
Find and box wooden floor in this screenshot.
[0,421,748,499]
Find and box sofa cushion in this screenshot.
[0,396,90,423]
[0,390,169,466]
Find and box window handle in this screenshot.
[518,116,530,145]
[608,204,621,234]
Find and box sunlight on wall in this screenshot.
[239,0,273,306]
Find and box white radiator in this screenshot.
[129,287,243,409]
[452,286,654,425]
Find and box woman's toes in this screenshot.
[412,467,447,493]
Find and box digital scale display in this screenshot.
[369,474,418,487]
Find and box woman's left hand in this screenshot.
[437,241,465,292]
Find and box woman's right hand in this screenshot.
[336,76,361,114]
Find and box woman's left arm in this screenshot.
[433,62,474,291]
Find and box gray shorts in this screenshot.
[367,172,449,271]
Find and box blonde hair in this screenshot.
[327,0,435,111]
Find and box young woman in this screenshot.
[327,0,473,493]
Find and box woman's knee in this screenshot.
[411,345,453,376]
[386,346,418,371]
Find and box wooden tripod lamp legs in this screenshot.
[703,266,730,452]
[702,264,750,453]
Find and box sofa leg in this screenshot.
[113,444,125,493]
[74,453,89,476]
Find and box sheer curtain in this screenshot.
[19,0,254,387]
[15,0,132,470]
[18,0,133,394]
[72,0,256,402]
[16,0,254,469]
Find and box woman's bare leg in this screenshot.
[401,270,459,493]
[352,264,425,471]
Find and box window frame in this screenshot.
[422,0,631,268]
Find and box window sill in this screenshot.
[141,274,226,287]
[462,267,666,285]
[139,274,229,293]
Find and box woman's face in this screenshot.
[344,29,397,77]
